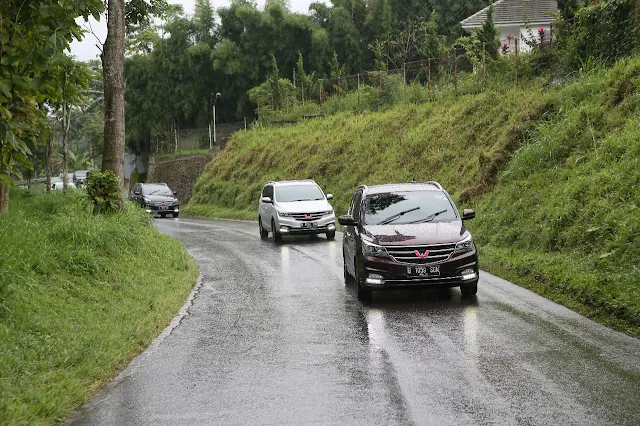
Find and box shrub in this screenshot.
[85,170,122,214]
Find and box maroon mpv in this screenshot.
[338,182,479,300]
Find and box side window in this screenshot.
[348,191,362,217]
[262,185,274,199]
[353,192,363,220]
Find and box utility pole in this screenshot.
[212,92,221,145]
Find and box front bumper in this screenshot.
[360,250,479,290]
[276,215,336,235]
[145,205,179,215]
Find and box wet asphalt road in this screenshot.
[68,218,640,426]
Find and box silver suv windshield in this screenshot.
[143,185,173,197]
[275,184,324,202]
[364,191,457,225]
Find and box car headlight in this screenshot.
[277,210,293,217]
[362,240,389,257]
[453,235,474,254]
[322,209,334,216]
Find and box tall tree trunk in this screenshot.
[46,136,52,193]
[101,0,126,184]
[62,92,71,192]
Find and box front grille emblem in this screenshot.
[304,214,312,219]
[414,250,430,259]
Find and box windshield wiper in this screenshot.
[407,209,448,224]
[378,207,420,225]
[293,198,311,201]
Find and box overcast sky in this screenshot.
[70,0,325,62]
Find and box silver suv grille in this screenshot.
[383,243,456,264]
[291,212,325,221]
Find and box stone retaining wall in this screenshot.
[147,154,212,204]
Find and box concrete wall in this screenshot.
[146,154,212,204]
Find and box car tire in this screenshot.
[354,258,371,300]
[460,281,478,297]
[259,218,269,239]
[271,219,282,242]
[343,254,350,285]
[172,212,179,218]
[326,230,336,240]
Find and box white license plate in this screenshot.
[301,221,318,228]
[159,205,167,210]
[407,265,440,276]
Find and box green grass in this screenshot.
[0,189,199,425]
[187,56,640,337]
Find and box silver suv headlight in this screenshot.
[453,235,474,254]
[277,210,293,217]
[362,240,389,257]
[321,209,334,216]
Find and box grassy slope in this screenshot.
[0,190,199,425]
[186,57,640,337]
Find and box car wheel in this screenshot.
[160,213,166,218]
[326,230,336,240]
[271,219,282,242]
[460,281,478,297]
[172,212,179,218]
[343,254,350,285]
[259,218,268,239]
[354,258,371,300]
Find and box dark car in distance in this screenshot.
[339,181,479,300]
[130,183,180,218]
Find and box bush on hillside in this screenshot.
[85,170,122,214]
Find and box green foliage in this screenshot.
[556,0,636,71]
[85,170,122,214]
[0,0,103,187]
[0,188,198,424]
[475,4,499,59]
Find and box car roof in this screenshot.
[267,179,317,186]
[362,182,444,195]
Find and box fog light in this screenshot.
[280,226,290,233]
[461,268,477,281]
[366,273,384,285]
[327,223,336,230]
[145,209,152,213]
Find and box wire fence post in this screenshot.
[379,71,382,107]
[357,73,360,108]
[338,77,341,103]
[636,0,639,52]
[482,42,486,91]
[515,38,519,86]
[403,63,407,96]
[427,59,431,97]
[454,49,458,94]
[549,23,554,74]
[244,116,247,131]
[319,80,323,105]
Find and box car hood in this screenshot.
[363,221,468,245]
[275,199,332,213]
[144,195,177,203]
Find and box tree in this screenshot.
[475,3,499,59]
[295,52,316,102]
[0,0,103,212]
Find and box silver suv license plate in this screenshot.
[301,221,317,228]
[407,265,440,276]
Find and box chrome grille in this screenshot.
[291,212,325,221]
[383,243,456,264]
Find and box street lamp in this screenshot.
[212,92,221,148]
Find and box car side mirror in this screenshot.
[462,209,476,221]
[338,214,356,226]
[173,191,177,196]
[261,196,273,203]
[134,191,141,196]
[326,193,333,200]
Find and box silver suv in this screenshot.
[258,180,337,241]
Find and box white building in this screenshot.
[461,0,559,54]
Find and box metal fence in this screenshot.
[153,120,249,154]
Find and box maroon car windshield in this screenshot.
[364,191,457,225]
